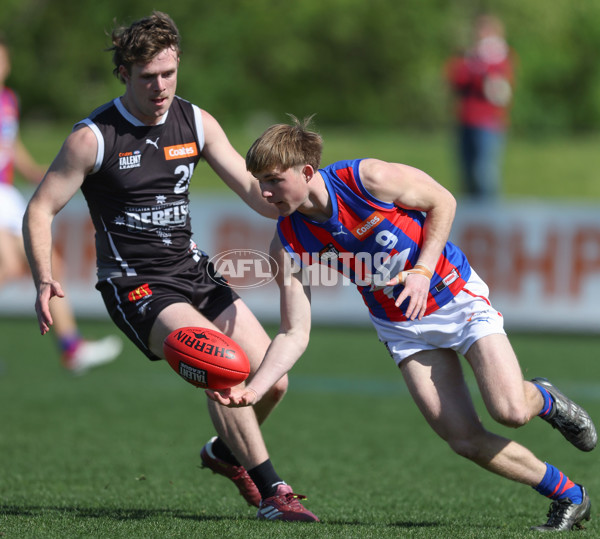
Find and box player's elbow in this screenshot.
[442,189,457,215]
[23,196,51,229]
[292,327,311,356]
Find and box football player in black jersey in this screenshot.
[23,12,318,522]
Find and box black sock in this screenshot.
[211,437,241,466]
[248,459,285,499]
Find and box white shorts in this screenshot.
[371,269,506,365]
[0,183,27,236]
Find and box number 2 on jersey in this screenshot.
[174,163,195,194]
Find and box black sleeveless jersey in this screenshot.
[79,96,205,280]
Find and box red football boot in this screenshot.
[199,437,261,507]
[257,484,320,522]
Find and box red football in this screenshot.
[163,327,250,390]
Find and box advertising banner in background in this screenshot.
[1,195,599,332]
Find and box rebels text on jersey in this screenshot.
[277,159,472,322]
[79,96,205,279]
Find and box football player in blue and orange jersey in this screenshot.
[209,116,596,532]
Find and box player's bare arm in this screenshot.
[200,110,278,220]
[207,233,311,407]
[359,158,457,318]
[23,125,98,334]
[14,137,46,184]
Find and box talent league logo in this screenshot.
[119,150,142,169]
[179,362,207,385]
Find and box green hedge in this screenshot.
[3,0,600,132]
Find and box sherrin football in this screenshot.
[163,327,250,390]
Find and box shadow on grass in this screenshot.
[1,504,441,528]
[326,519,439,529]
[0,504,245,522]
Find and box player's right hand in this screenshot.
[35,280,65,335]
[206,386,258,408]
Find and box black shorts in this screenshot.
[96,256,240,361]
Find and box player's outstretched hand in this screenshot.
[35,279,65,335]
[206,386,258,408]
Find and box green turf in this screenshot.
[8,120,600,535]
[1,318,598,537]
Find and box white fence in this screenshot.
[2,194,599,332]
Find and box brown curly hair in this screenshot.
[107,11,181,83]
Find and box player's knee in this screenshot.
[446,425,492,462]
[448,436,483,461]
[489,406,530,428]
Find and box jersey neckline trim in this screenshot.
[114,97,170,127]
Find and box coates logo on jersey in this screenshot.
[208,249,278,289]
[351,211,384,240]
[164,142,198,160]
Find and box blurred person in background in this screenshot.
[22,13,318,522]
[0,35,122,374]
[445,14,515,201]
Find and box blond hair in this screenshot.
[246,115,323,175]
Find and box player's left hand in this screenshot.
[387,272,430,320]
[206,386,258,408]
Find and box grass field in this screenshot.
[1,317,599,537]
[7,120,600,536]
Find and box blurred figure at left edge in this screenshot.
[0,34,122,374]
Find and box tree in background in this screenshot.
[1,0,599,133]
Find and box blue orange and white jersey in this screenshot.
[276,159,472,322]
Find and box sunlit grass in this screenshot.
[1,319,599,537]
